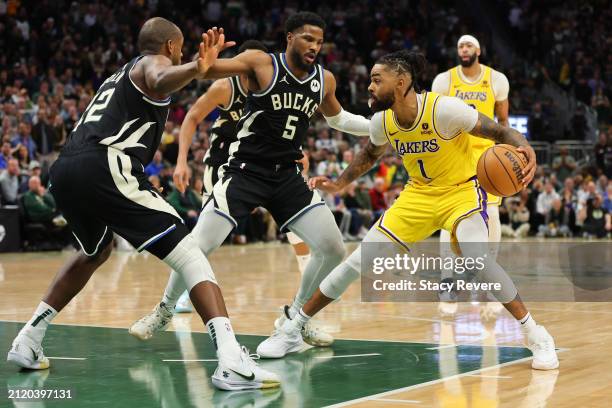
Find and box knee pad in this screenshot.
[319,261,360,299]
[163,234,217,291]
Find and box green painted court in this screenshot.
[0,321,533,407]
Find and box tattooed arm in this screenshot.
[308,141,388,193]
[471,112,536,186]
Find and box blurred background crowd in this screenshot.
[0,0,610,249]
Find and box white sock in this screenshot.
[206,317,240,359]
[296,254,311,276]
[161,271,186,310]
[294,308,311,329]
[21,302,58,344]
[288,301,303,320]
[519,312,537,334]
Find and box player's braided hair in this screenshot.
[377,50,427,95]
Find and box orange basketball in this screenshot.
[477,144,529,197]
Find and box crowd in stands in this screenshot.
[0,1,610,250]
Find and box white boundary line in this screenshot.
[163,359,217,362]
[315,353,381,359]
[48,357,87,360]
[372,398,421,404]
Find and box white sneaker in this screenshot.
[174,291,193,313]
[274,305,334,347]
[129,303,173,340]
[527,326,559,370]
[7,333,50,370]
[212,346,281,390]
[257,320,305,358]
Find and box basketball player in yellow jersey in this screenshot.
[432,34,510,316]
[257,50,559,371]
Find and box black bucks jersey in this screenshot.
[203,76,247,169]
[62,56,170,165]
[229,53,324,165]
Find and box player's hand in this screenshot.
[197,27,235,75]
[517,145,536,188]
[173,161,190,193]
[308,176,341,193]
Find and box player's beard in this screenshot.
[370,92,395,113]
[288,48,314,71]
[460,53,478,67]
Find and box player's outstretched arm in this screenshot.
[142,27,234,96]
[319,70,370,136]
[201,49,269,79]
[472,112,536,185]
[308,140,387,193]
[174,79,231,192]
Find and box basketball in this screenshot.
[477,144,528,197]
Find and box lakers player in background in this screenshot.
[432,35,510,316]
[257,50,559,372]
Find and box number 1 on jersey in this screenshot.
[282,115,299,140]
[417,159,431,179]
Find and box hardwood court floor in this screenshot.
[0,241,611,407]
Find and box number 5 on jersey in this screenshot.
[282,115,299,140]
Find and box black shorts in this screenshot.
[49,147,186,257]
[211,161,324,231]
[202,163,221,196]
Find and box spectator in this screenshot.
[0,158,20,204]
[19,161,41,194]
[552,147,577,182]
[145,150,165,177]
[315,129,337,154]
[579,195,611,238]
[538,198,573,237]
[501,194,531,238]
[31,108,60,174]
[166,171,202,230]
[594,131,612,175]
[0,142,12,169]
[342,182,372,238]
[10,122,37,159]
[316,150,341,178]
[592,87,610,125]
[22,176,63,224]
[536,181,560,228]
[369,177,388,221]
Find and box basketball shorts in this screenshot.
[49,148,186,257]
[211,161,323,231]
[376,176,488,250]
[203,164,220,196]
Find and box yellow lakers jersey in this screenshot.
[448,65,496,163]
[382,91,475,187]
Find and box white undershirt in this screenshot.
[369,94,479,146]
[431,66,509,101]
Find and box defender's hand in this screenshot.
[308,176,341,194]
[197,27,235,75]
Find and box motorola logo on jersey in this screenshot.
[454,90,488,102]
[310,79,320,93]
[271,93,319,117]
[394,138,440,156]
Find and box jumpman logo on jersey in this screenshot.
[279,75,289,84]
[235,96,242,104]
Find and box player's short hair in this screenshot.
[137,17,182,54]
[238,39,268,53]
[285,12,326,34]
[377,50,427,92]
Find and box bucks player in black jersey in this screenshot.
[168,40,267,314]
[130,12,372,353]
[7,18,280,391]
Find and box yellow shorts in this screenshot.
[376,177,488,249]
[487,192,502,206]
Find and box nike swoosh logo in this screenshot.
[389,131,399,136]
[230,369,255,381]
